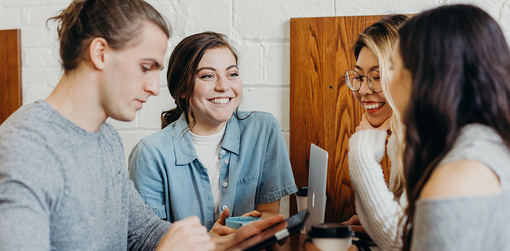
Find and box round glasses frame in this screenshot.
[343,69,382,93]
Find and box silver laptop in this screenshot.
[304,143,328,234]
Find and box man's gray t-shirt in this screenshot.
[0,100,171,250]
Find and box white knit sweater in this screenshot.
[348,129,407,251]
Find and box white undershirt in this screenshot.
[190,124,226,220]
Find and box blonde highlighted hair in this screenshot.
[353,15,409,199]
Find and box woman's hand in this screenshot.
[356,113,391,133]
[209,209,263,236]
[341,215,366,235]
[211,214,286,250]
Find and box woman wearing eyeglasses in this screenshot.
[342,15,409,251]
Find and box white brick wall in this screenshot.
[2,0,509,218]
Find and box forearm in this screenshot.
[349,130,403,250]
[256,200,280,219]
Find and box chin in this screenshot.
[110,111,137,122]
[366,115,385,127]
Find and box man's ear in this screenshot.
[89,37,108,70]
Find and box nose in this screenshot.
[145,74,161,96]
[358,77,374,96]
[214,76,230,92]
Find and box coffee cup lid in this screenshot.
[296,187,308,196]
[308,223,353,238]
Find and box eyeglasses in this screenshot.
[343,69,382,93]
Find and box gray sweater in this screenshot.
[411,124,510,250]
[0,100,171,250]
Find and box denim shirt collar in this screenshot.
[172,113,240,165]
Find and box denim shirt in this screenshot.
[128,111,297,230]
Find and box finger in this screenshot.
[361,112,368,122]
[350,225,365,234]
[250,214,285,231]
[351,215,360,224]
[357,113,376,131]
[192,241,216,251]
[342,215,357,225]
[242,210,262,217]
[218,208,230,225]
[171,215,202,231]
[179,225,211,239]
[212,225,237,236]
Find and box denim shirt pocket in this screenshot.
[233,174,259,215]
[237,174,259,186]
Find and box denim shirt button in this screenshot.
[224,159,229,164]
[221,150,226,155]
[222,205,228,210]
[222,182,228,188]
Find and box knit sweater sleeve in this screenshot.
[348,129,404,251]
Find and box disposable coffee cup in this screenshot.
[308,223,353,251]
[296,187,308,212]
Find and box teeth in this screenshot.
[364,102,384,110]
[211,98,230,104]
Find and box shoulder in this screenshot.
[139,125,177,148]
[235,111,279,127]
[129,126,179,163]
[232,111,283,139]
[0,108,65,186]
[1,103,57,157]
[1,102,46,135]
[420,159,501,199]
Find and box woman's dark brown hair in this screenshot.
[161,31,238,129]
[48,0,170,72]
[398,5,510,250]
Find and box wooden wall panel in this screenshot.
[290,16,391,223]
[0,29,22,125]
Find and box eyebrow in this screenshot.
[354,65,380,72]
[197,67,216,73]
[197,65,238,73]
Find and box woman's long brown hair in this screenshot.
[398,5,510,250]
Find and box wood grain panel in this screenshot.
[290,16,391,223]
[289,17,326,216]
[0,29,22,125]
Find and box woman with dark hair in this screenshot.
[128,31,297,233]
[344,14,409,251]
[390,4,510,250]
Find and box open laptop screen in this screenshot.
[304,143,328,234]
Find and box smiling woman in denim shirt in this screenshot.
[128,31,297,233]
